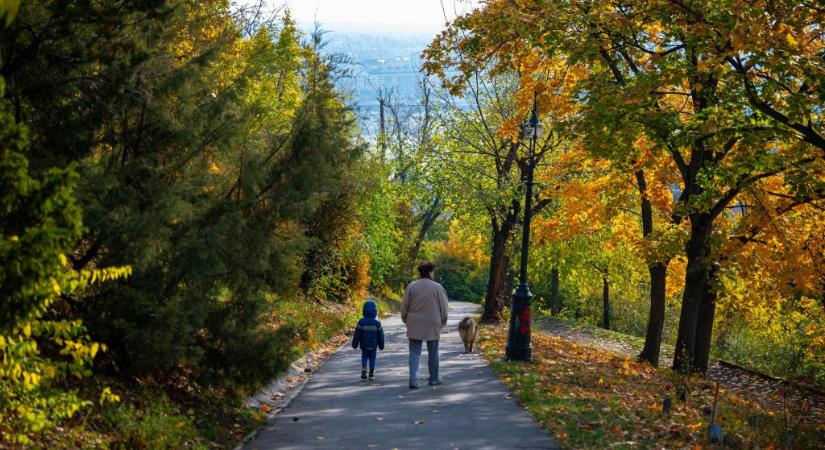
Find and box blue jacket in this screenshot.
[352,300,384,351]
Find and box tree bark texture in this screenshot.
[550,267,560,316]
[635,167,670,367]
[639,263,668,366]
[672,213,712,373]
[409,197,441,262]
[693,264,719,373]
[499,257,514,309]
[482,219,516,322]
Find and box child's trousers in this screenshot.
[361,348,377,371]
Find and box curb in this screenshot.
[232,339,349,450]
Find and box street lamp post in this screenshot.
[505,100,543,362]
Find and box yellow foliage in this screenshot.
[438,219,487,266]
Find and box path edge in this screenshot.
[232,339,351,450]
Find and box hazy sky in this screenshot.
[281,0,477,27]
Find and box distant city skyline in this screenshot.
[282,0,478,28]
[232,0,477,136]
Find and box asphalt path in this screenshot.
[245,301,559,450]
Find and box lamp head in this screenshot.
[520,107,544,140]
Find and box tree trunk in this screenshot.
[601,273,610,330]
[550,267,560,315]
[409,198,441,262]
[635,169,669,367]
[693,265,719,373]
[482,227,511,322]
[482,206,518,322]
[499,256,514,310]
[639,262,668,366]
[672,213,712,373]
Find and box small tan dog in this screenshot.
[458,317,479,353]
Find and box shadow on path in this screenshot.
[245,301,558,450]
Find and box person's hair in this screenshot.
[418,261,435,278]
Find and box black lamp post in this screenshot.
[505,99,543,362]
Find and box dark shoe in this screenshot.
[368,372,375,380]
[428,379,443,386]
[409,381,419,389]
[361,369,367,380]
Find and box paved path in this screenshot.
[245,301,558,450]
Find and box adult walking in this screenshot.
[401,261,449,389]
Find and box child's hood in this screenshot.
[362,300,378,319]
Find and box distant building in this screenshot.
[317,29,432,121]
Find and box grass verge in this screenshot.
[480,323,824,449]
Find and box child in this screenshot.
[352,300,385,380]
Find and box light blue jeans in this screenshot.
[409,339,439,384]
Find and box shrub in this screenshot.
[0,108,128,445]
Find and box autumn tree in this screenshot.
[575,119,681,366]
[425,0,824,373]
[531,146,655,333]
[713,178,825,381]
[425,67,575,321]
[425,1,681,365]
